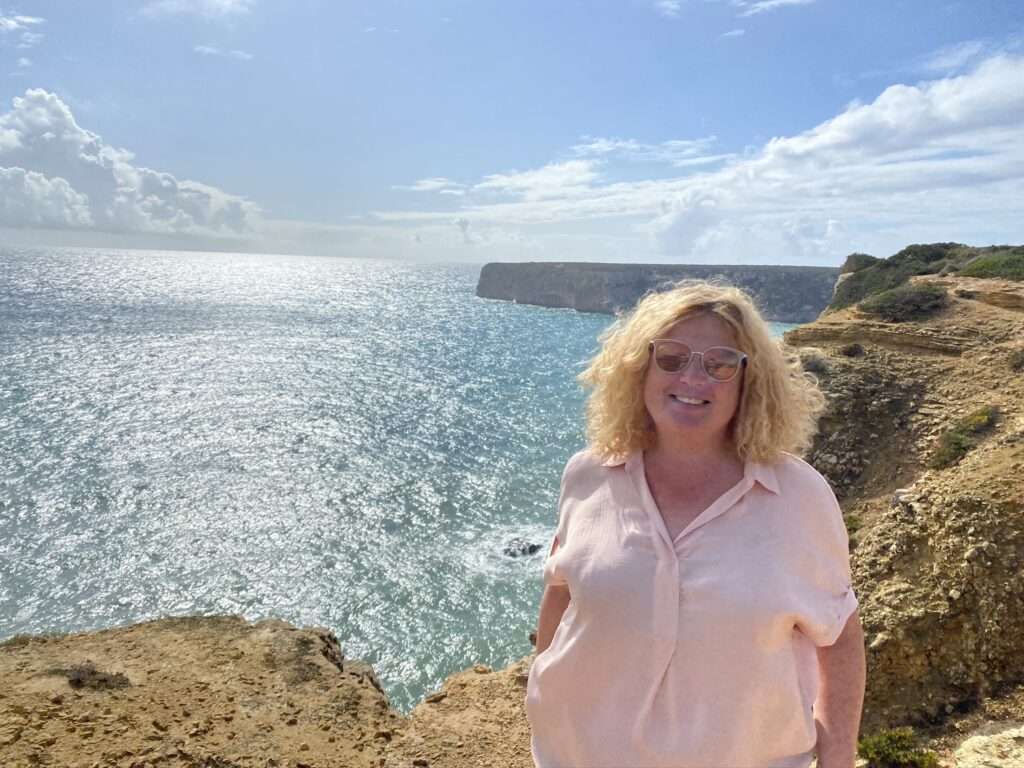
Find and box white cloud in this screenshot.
[0,88,259,236]
[0,13,44,49]
[734,0,815,17]
[0,167,92,228]
[0,14,43,32]
[16,57,30,68]
[394,177,465,193]
[655,1,682,18]
[194,45,253,60]
[142,0,253,18]
[474,160,600,201]
[920,40,989,74]
[572,135,727,167]
[371,55,1024,265]
[722,28,745,38]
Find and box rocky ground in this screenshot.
[789,274,1024,758]
[3,273,1023,768]
[0,616,536,768]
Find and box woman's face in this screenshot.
[642,313,745,451]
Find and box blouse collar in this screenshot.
[601,450,780,495]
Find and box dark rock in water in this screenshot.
[503,539,542,558]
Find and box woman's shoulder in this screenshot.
[563,447,605,477]
[564,446,630,474]
[767,452,837,502]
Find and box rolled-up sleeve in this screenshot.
[542,452,582,588]
[792,474,859,647]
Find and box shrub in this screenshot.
[828,243,1024,311]
[958,249,1024,280]
[858,728,939,768]
[930,405,999,469]
[840,252,881,274]
[0,634,33,649]
[830,243,964,310]
[798,348,830,375]
[1011,348,1024,372]
[859,284,948,322]
[839,342,865,357]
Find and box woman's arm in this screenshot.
[814,609,866,768]
[535,583,571,654]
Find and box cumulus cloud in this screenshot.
[734,0,815,17]
[373,54,1024,265]
[651,55,1024,259]
[0,167,92,228]
[142,0,254,18]
[194,44,253,60]
[0,88,259,236]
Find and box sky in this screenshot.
[1,0,1023,265]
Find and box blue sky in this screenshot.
[1,0,1023,264]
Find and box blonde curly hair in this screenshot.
[578,280,825,464]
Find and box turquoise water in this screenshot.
[0,247,795,711]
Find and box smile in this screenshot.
[670,394,710,406]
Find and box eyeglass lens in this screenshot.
[653,342,742,381]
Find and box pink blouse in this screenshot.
[525,449,858,768]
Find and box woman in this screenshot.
[525,281,865,768]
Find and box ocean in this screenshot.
[0,247,795,711]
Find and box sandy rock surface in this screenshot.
[0,616,399,768]
[953,721,1024,767]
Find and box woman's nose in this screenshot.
[676,353,708,381]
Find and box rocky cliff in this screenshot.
[788,274,1024,740]
[476,262,840,322]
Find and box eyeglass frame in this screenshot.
[647,339,749,383]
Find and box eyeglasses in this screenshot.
[648,339,748,382]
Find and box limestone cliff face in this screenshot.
[788,275,1024,733]
[476,262,840,322]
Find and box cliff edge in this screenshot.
[476,262,839,323]
[0,615,534,768]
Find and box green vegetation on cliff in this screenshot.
[829,243,1024,311]
[930,405,999,469]
[859,728,939,768]
[959,249,1024,280]
[859,283,948,322]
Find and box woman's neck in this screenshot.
[645,434,739,472]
